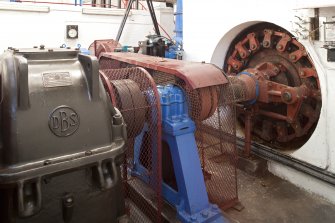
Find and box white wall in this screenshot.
[183,1,294,63]
[0,2,173,51]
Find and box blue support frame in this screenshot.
[175,0,183,47]
[132,85,226,223]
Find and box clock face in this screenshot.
[68,29,78,38]
[66,25,78,39]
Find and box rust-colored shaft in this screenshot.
[228,74,258,103]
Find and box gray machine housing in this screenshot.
[0,48,127,223]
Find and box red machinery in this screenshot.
[92,41,238,221]
[90,27,321,220]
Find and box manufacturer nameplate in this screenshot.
[42,72,72,88]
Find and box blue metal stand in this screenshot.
[132,85,226,223]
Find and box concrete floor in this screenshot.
[224,169,335,223]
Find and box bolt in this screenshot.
[290,54,296,60]
[263,41,269,47]
[33,46,38,48]
[201,211,209,218]
[113,114,123,125]
[282,92,292,102]
[40,44,45,50]
[190,216,197,221]
[233,64,239,69]
[300,71,305,76]
[240,52,245,57]
[66,197,73,203]
[66,46,71,49]
[85,150,93,156]
[274,67,280,73]
[44,160,51,165]
[48,49,54,52]
[276,44,283,50]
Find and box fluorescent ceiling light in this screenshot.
[82,7,130,16]
[0,3,50,13]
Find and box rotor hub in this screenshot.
[225,24,321,148]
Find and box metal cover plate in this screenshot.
[101,52,228,89]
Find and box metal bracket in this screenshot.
[78,54,99,101]
[17,178,42,217]
[93,159,119,190]
[15,55,29,110]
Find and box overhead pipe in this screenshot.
[175,0,183,47]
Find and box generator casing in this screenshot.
[0,48,127,223]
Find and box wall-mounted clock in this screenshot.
[66,25,79,39]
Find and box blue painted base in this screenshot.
[131,85,227,223]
